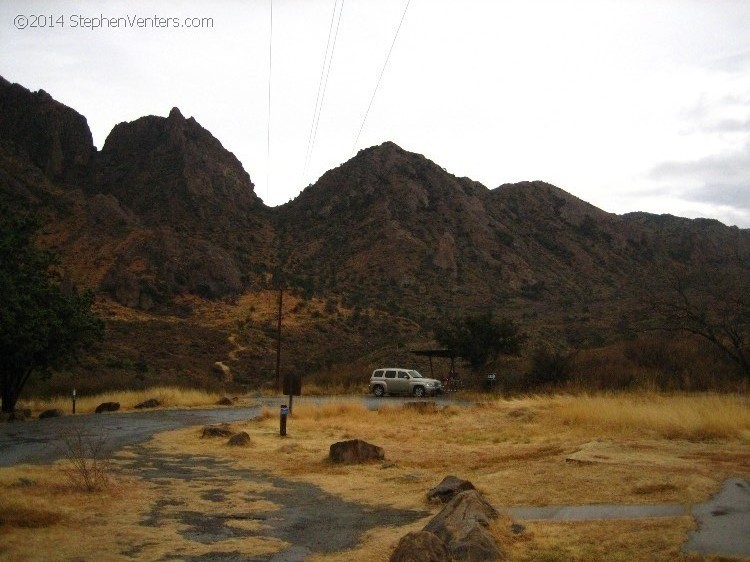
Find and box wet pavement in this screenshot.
[118,444,428,561]
[0,405,266,466]
[508,477,750,558]
[682,477,750,558]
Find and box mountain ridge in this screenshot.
[1,76,748,389]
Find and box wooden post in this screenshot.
[275,285,283,392]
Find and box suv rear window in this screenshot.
[373,370,384,378]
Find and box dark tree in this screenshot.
[648,264,750,379]
[0,203,103,413]
[435,311,525,368]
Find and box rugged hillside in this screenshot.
[276,142,750,346]
[0,77,274,310]
[1,76,749,391]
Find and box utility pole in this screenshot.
[275,284,283,393]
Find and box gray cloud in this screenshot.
[649,140,750,224]
[711,49,750,73]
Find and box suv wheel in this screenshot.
[373,385,385,397]
[413,386,425,398]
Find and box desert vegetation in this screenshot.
[16,386,226,416]
[1,393,748,560]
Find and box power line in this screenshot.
[303,0,346,185]
[266,0,274,201]
[351,0,411,156]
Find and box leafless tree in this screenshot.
[648,265,750,379]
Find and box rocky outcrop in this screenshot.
[329,439,384,464]
[428,475,476,503]
[424,489,504,561]
[392,479,506,561]
[389,531,451,562]
[94,107,261,232]
[0,76,94,185]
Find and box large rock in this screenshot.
[134,398,160,409]
[329,439,384,464]
[389,531,451,562]
[95,401,120,413]
[423,489,504,561]
[227,431,252,447]
[39,408,64,419]
[428,475,476,503]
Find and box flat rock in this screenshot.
[135,398,160,409]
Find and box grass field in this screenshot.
[16,386,226,415]
[1,392,749,560]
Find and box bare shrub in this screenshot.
[59,424,111,492]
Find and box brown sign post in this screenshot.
[283,372,302,415]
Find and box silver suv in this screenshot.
[369,368,443,398]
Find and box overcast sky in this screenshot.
[2,0,749,227]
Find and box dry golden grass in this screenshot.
[2,393,749,561]
[548,393,750,441]
[18,386,223,415]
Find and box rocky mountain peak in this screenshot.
[95,108,261,228]
[0,77,94,186]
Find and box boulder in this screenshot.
[201,424,234,438]
[389,531,451,562]
[39,408,64,419]
[423,489,503,561]
[428,475,476,503]
[134,398,160,409]
[95,402,120,414]
[227,431,252,447]
[329,439,384,464]
[215,396,234,406]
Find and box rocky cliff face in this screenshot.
[94,107,262,235]
[0,76,94,186]
[0,77,273,310]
